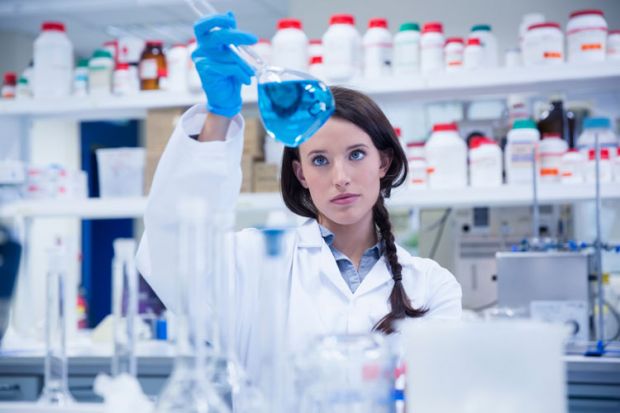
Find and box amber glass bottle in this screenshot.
[139,41,166,90]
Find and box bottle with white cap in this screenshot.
[469,137,503,187]
[393,23,420,75]
[444,38,464,71]
[567,9,608,63]
[363,18,393,78]
[271,18,308,72]
[469,24,499,67]
[425,122,467,189]
[323,14,362,82]
[464,38,483,69]
[33,21,74,98]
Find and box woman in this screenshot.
[136,12,461,380]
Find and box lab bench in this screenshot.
[0,355,618,411]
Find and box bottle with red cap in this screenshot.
[586,148,612,183]
[309,56,327,81]
[1,72,17,99]
[444,38,464,71]
[363,18,393,78]
[322,14,362,82]
[309,39,323,60]
[560,149,586,184]
[522,22,564,66]
[469,137,503,187]
[421,22,445,74]
[464,37,483,69]
[271,18,308,72]
[425,122,467,189]
[167,43,189,92]
[567,9,608,63]
[33,21,74,98]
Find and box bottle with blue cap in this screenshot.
[577,117,618,159]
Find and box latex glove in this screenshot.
[192,12,257,118]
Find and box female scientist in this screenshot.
[136,13,462,379]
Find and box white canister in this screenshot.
[308,56,327,81]
[613,148,620,182]
[253,38,273,65]
[88,49,114,96]
[464,38,483,69]
[272,18,308,72]
[421,22,445,74]
[577,117,618,157]
[113,63,137,95]
[363,18,393,78]
[407,142,428,188]
[519,13,545,52]
[505,119,540,185]
[469,24,499,67]
[118,36,145,65]
[33,21,74,99]
[309,39,323,59]
[469,137,503,187]
[567,9,608,63]
[187,39,201,93]
[444,38,464,71]
[323,14,362,82]
[523,22,564,66]
[607,30,620,61]
[166,43,188,92]
[586,148,612,183]
[393,23,420,75]
[539,133,568,182]
[425,122,468,189]
[560,149,586,184]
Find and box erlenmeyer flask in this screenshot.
[187,0,335,148]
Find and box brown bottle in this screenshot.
[139,40,166,90]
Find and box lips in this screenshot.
[330,193,360,205]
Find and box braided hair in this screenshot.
[280,86,428,334]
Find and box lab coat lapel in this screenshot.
[354,255,393,297]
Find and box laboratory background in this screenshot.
[0,0,619,412]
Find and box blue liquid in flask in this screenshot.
[258,80,335,147]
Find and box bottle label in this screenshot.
[140,58,158,80]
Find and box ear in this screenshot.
[292,160,309,189]
[379,149,393,178]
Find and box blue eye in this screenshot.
[312,155,328,166]
[350,149,366,161]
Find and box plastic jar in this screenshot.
[363,18,392,78]
[567,9,608,63]
[469,137,503,187]
[421,22,445,74]
[577,117,618,158]
[607,30,620,60]
[469,24,499,67]
[560,149,586,184]
[393,22,420,75]
[33,21,73,98]
[309,56,327,80]
[444,37,464,71]
[113,63,137,95]
[73,58,88,97]
[88,49,114,96]
[309,39,323,59]
[272,18,308,72]
[187,39,201,93]
[586,148,612,183]
[166,43,188,92]
[253,38,273,65]
[522,22,564,66]
[539,133,568,182]
[425,122,467,189]
[407,142,428,188]
[323,14,362,82]
[519,13,545,52]
[505,119,540,185]
[140,40,166,90]
[464,38,483,69]
[1,72,17,99]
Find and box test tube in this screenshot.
[111,239,138,377]
[39,241,74,405]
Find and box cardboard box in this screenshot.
[243,118,265,160]
[241,156,254,193]
[144,108,184,194]
[252,162,279,193]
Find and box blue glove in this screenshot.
[192,12,257,118]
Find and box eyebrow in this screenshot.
[306,144,370,158]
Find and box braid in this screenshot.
[372,196,428,334]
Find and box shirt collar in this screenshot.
[318,224,383,259]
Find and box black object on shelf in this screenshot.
[0,225,21,343]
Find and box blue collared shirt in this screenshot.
[319,224,384,293]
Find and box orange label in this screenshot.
[561,172,573,177]
[581,43,602,51]
[544,52,563,59]
[541,168,559,176]
[426,167,435,174]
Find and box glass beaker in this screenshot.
[186,0,335,147]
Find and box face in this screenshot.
[292,117,391,226]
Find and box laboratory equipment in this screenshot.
[322,14,363,82]
[0,225,21,342]
[187,0,334,148]
[111,239,138,377]
[39,241,75,405]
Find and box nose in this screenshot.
[332,159,351,189]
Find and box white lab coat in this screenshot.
[136,104,462,382]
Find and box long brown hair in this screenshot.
[280,86,428,334]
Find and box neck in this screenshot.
[319,209,377,267]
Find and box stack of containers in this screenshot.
[425,123,467,189]
[271,18,308,72]
[323,14,362,82]
[363,18,393,78]
[393,23,420,75]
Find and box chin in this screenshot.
[320,205,369,226]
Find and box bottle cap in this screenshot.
[42,22,66,32]
[528,22,561,31]
[512,119,537,129]
[277,18,302,30]
[3,72,17,84]
[310,55,323,64]
[77,58,89,68]
[369,18,388,29]
[422,22,443,34]
[471,24,492,32]
[583,117,611,129]
[432,122,458,132]
[609,30,620,35]
[470,136,496,149]
[446,37,464,44]
[399,22,420,32]
[92,49,113,59]
[116,62,130,70]
[467,37,481,46]
[542,133,562,139]
[406,141,425,147]
[146,40,164,47]
[588,148,610,160]
[569,9,604,19]
[330,14,355,25]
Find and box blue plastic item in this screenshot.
[583,117,611,130]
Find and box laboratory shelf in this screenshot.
[0,183,618,219]
[1,63,618,119]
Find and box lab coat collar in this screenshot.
[296,218,324,248]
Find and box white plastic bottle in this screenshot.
[113,63,137,95]
[308,56,327,81]
[613,148,620,182]
[407,142,428,189]
[560,149,586,184]
[393,23,420,75]
[469,24,499,67]
[469,137,503,187]
[522,22,564,66]
[425,123,467,189]
[577,117,619,159]
[253,38,273,65]
[363,18,392,78]
[88,49,114,96]
[309,39,323,60]
[421,22,445,74]
[444,38,464,71]
[73,58,89,97]
[586,149,612,183]
[323,14,362,82]
[272,18,308,72]
[567,9,608,63]
[607,30,620,61]
[519,13,545,52]
[539,133,568,182]
[464,38,483,69]
[166,43,188,92]
[505,119,540,185]
[33,21,74,99]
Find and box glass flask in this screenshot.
[111,239,138,377]
[294,334,396,413]
[186,0,335,147]
[155,198,230,413]
[39,241,75,405]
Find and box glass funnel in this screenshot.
[186,0,335,147]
